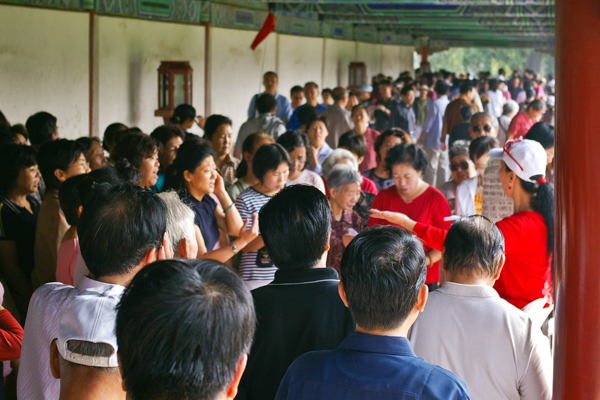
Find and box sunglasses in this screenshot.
[450,161,470,172]
[471,125,492,133]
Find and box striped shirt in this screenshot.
[235,187,276,282]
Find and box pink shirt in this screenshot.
[356,127,381,173]
[56,238,79,286]
[508,111,537,140]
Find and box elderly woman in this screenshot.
[203,114,238,187]
[441,141,478,216]
[277,130,325,193]
[368,143,451,290]
[326,164,363,274]
[363,128,411,192]
[75,137,107,171]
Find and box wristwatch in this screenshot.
[231,243,238,254]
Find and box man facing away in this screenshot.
[116,258,255,400]
[248,71,292,124]
[442,82,478,150]
[409,216,552,400]
[18,184,168,400]
[276,226,470,400]
[237,185,354,400]
[50,285,126,400]
[320,87,355,149]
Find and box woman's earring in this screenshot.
[508,186,512,190]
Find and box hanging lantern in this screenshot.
[348,62,367,93]
[155,61,193,124]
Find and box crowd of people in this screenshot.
[0,66,555,399]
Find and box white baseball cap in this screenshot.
[57,285,125,367]
[488,139,548,184]
[361,84,373,93]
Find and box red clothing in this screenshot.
[327,210,363,274]
[413,211,552,309]
[356,127,381,173]
[323,175,378,196]
[368,185,451,283]
[0,309,23,361]
[508,111,537,140]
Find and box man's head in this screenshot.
[78,184,167,280]
[259,185,331,270]
[256,93,277,115]
[400,85,416,107]
[332,87,349,107]
[50,285,125,399]
[304,82,320,106]
[321,88,333,106]
[116,259,255,400]
[502,100,519,119]
[290,85,305,109]
[459,82,475,101]
[469,112,497,139]
[339,226,427,332]
[38,139,88,191]
[26,111,58,147]
[443,216,505,285]
[378,80,393,99]
[434,80,450,97]
[262,71,278,94]
[157,191,198,259]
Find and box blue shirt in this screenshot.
[422,95,450,149]
[287,104,327,130]
[307,142,333,176]
[248,92,292,122]
[182,193,220,251]
[276,332,470,400]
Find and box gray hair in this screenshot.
[157,191,195,252]
[322,148,358,179]
[328,164,362,192]
[502,100,519,116]
[471,112,498,129]
[449,140,470,160]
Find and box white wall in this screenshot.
[356,42,383,81]
[277,34,324,102]
[0,6,88,139]
[322,38,356,90]
[97,16,205,136]
[209,27,276,136]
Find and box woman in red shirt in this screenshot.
[371,139,553,310]
[368,143,451,290]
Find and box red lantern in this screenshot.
[154,61,193,124]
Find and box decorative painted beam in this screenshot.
[322,15,554,26]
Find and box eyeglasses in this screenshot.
[504,139,524,172]
[450,161,470,172]
[471,125,493,133]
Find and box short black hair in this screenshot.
[340,226,426,330]
[150,125,185,146]
[203,115,232,140]
[351,105,368,117]
[37,139,85,191]
[469,136,498,162]
[0,144,38,195]
[113,133,159,185]
[252,143,290,182]
[304,81,319,90]
[25,112,57,146]
[400,84,415,96]
[116,259,255,400]
[75,136,101,154]
[460,105,475,122]
[525,122,554,150]
[256,93,277,115]
[58,174,90,226]
[331,87,347,102]
[259,185,331,270]
[0,129,16,146]
[290,85,303,95]
[10,124,29,141]
[263,71,278,79]
[443,215,504,278]
[338,132,367,159]
[78,183,166,277]
[459,82,475,95]
[276,130,312,171]
[296,104,317,127]
[102,122,128,152]
[434,80,449,95]
[169,104,196,125]
[164,141,215,194]
[379,79,393,87]
[385,143,428,174]
[236,132,274,179]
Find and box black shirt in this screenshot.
[237,267,355,400]
[0,195,40,276]
[374,98,398,132]
[449,122,472,149]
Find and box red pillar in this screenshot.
[420,46,431,74]
[554,0,600,397]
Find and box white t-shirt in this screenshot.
[288,169,326,194]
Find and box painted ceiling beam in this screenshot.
[323,15,554,26]
[235,1,554,5]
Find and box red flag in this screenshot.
[251,11,276,50]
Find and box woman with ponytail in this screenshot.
[169,104,202,136]
[227,131,273,202]
[371,138,554,310]
[163,141,258,262]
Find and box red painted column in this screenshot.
[88,10,95,137]
[554,0,600,397]
[420,47,430,74]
